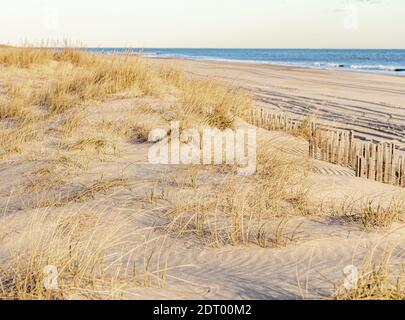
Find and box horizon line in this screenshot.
[3,43,405,50]
[21,47,405,50]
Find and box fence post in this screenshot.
[389,143,395,184]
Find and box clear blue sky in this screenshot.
[1,0,404,48]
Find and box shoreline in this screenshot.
[148,55,405,77]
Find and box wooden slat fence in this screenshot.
[249,108,405,188]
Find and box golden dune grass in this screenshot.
[160,65,251,129]
[0,209,167,299]
[0,120,43,158]
[0,46,256,298]
[325,196,405,231]
[0,47,252,160]
[35,176,129,208]
[359,199,405,230]
[0,47,54,68]
[164,141,311,247]
[334,246,405,300]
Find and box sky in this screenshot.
[0,0,404,48]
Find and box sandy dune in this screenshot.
[3,98,404,299]
[1,53,404,300]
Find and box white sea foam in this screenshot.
[349,64,405,72]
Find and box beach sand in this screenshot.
[1,51,404,300]
[152,58,405,149]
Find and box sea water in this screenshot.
[88,48,405,76]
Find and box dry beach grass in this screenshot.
[0,46,404,300]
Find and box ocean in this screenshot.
[88,48,405,76]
